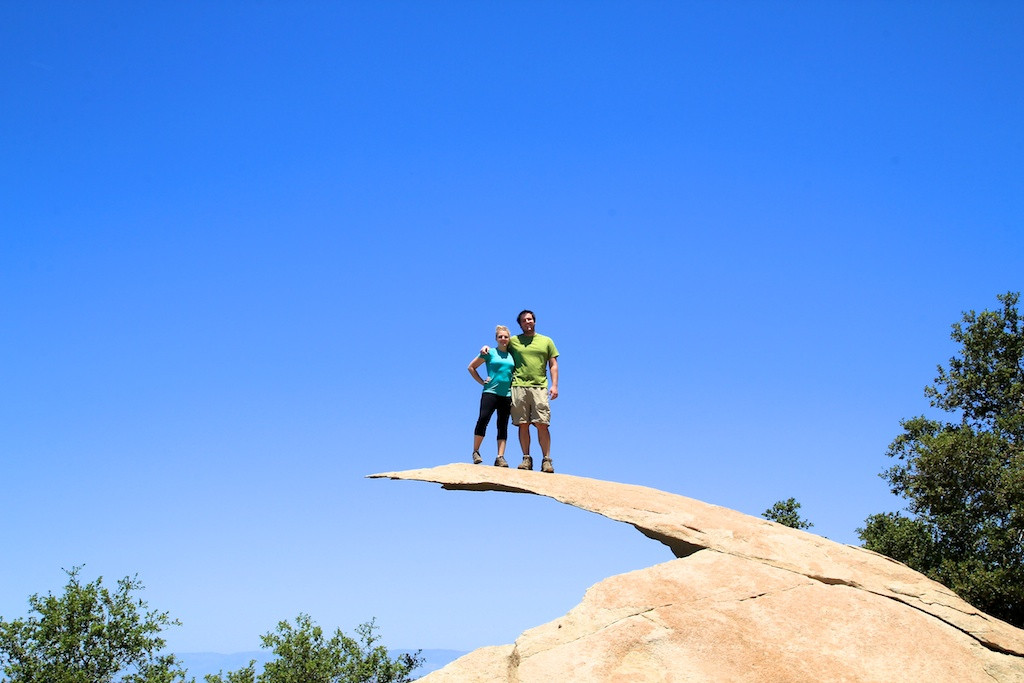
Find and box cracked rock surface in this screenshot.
[369,464,1024,682]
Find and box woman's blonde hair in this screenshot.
[495,325,511,338]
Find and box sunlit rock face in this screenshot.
[369,464,1024,683]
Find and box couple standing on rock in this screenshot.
[467,309,559,473]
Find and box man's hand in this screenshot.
[549,387,559,400]
[480,345,490,355]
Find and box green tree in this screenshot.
[203,665,254,683]
[0,566,189,683]
[858,291,1024,628]
[762,498,814,530]
[205,614,422,683]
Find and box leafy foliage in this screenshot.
[204,614,422,683]
[203,664,255,683]
[761,498,813,530]
[859,292,1024,627]
[0,566,188,683]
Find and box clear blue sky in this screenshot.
[3,0,1022,659]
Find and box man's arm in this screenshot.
[548,356,559,400]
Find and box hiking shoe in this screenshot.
[494,455,508,468]
[518,455,533,470]
[472,451,482,465]
[541,457,554,473]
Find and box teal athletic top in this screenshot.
[480,348,515,397]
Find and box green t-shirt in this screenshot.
[508,333,559,387]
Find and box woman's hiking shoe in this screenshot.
[472,451,482,465]
[494,455,509,467]
[517,455,533,470]
[541,457,555,473]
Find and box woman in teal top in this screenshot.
[467,325,515,466]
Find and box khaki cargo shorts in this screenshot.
[511,386,551,425]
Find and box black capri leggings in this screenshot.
[474,392,512,441]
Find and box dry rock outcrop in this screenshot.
[369,463,1024,682]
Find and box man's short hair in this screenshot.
[517,309,535,326]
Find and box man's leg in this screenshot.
[517,424,533,469]
[518,423,532,457]
[535,423,550,457]
[511,386,534,469]
[536,424,554,472]
[533,388,554,472]
[511,387,530,459]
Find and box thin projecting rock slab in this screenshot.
[369,464,1024,682]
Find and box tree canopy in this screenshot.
[859,291,1024,628]
[761,498,814,530]
[1,569,422,683]
[0,566,188,683]
[204,614,422,683]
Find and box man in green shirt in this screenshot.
[507,309,559,473]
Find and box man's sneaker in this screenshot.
[541,457,555,474]
[472,451,482,465]
[518,455,533,470]
[494,455,509,467]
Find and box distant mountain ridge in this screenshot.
[177,648,465,680]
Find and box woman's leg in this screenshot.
[495,396,512,456]
[474,393,500,454]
